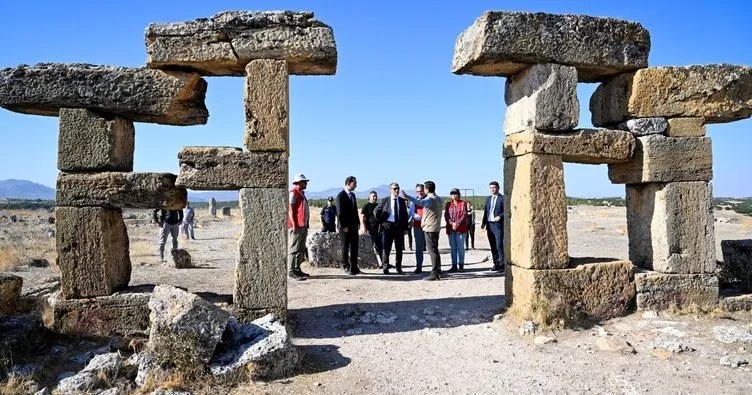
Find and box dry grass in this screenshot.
[0,246,21,272]
[0,374,37,395]
[130,240,155,258]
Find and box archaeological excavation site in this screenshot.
[0,7,751,395]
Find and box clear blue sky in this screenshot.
[1,0,750,198]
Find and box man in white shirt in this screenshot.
[481,181,504,273]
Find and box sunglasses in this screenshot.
[391,187,400,190]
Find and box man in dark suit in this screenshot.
[481,180,504,273]
[336,176,363,275]
[375,182,409,274]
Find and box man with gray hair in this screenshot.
[375,182,409,274]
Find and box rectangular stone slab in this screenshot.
[666,117,706,137]
[503,129,634,164]
[176,147,287,190]
[57,172,187,209]
[591,65,752,125]
[627,182,715,274]
[244,60,290,152]
[505,259,635,326]
[634,271,718,310]
[504,153,568,269]
[58,108,135,172]
[608,135,712,184]
[56,207,131,299]
[146,11,337,76]
[720,240,752,292]
[233,188,287,310]
[452,11,650,82]
[0,63,208,126]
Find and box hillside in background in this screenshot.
[0,179,55,200]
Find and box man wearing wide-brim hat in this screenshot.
[288,173,311,281]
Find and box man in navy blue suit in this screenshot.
[481,181,504,273]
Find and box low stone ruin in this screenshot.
[308,232,380,269]
[454,11,752,325]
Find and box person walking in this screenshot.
[360,191,383,267]
[288,173,311,280]
[465,201,476,250]
[410,183,427,273]
[154,206,183,262]
[445,188,467,272]
[181,201,196,240]
[481,181,504,273]
[375,182,409,275]
[336,176,363,275]
[320,197,338,232]
[402,181,443,281]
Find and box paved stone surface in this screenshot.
[176,146,287,190]
[57,108,134,172]
[503,129,634,164]
[608,135,712,184]
[635,271,719,310]
[57,172,187,209]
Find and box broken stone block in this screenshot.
[170,249,193,269]
[720,240,752,292]
[626,182,715,274]
[210,314,299,382]
[56,207,131,298]
[233,188,287,310]
[148,285,230,366]
[503,153,568,269]
[617,117,667,136]
[146,11,337,76]
[505,259,635,326]
[0,273,22,315]
[719,293,752,312]
[244,60,289,152]
[175,147,287,190]
[591,65,752,126]
[634,270,719,310]
[452,11,650,82]
[56,172,187,209]
[666,117,706,137]
[503,129,634,164]
[0,63,208,125]
[308,232,380,269]
[57,108,134,172]
[608,135,712,184]
[503,64,579,134]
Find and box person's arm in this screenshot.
[444,202,451,225]
[178,210,184,223]
[402,192,434,208]
[456,203,466,226]
[374,199,385,224]
[288,192,298,233]
[153,209,160,226]
[320,207,325,224]
[481,199,488,229]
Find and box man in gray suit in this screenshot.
[481,181,504,273]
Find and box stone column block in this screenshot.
[627,182,715,273]
[504,153,568,269]
[503,64,579,135]
[666,117,706,137]
[56,172,187,209]
[58,108,135,172]
[244,60,290,152]
[233,188,287,311]
[56,207,131,299]
[503,128,634,164]
[176,146,287,190]
[608,135,712,184]
[634,270,719,310]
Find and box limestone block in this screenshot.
[666,117,706,137]
[146,11,337,76]
[452,11,650,82]
[57,172,187,209]
[0,63,208,125]
[233,188,287,310]
[0,273,23,315]
[719,294,752,312]
[505,259,635,325]
[591,65,752,126]
[503,153,568,269]
[503,129,634,164]
[503,64,579,134]
[626,182,715,274]
[56,207,131,298]
[176,147,287,190]
[720,240,752,292]
[634,271,719,310]
[57,108,134,172]
[44,289,150,338]
[608,135,712,184]
[244,60,289,152]
[308,232,380,268]
[617,117,667,136]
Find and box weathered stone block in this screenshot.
[720,240,752,292]
[146,11,337,76]
[719,293,752,312]
[627,182,715,274]
[0,273,23,315]
[44,288,150,338]
[503,64,579,134]
[244,60,289,152]
[617,117,667,136]
[56,207,131,299]
[634,271,719,310]
[608,135,712,184]
[176,147,287,190]
[666,117,706,137]
[452,11,650,82]
[57,172,187,209]
[505,259,635,326]
[591,65,752,126]
[308,232,380,268]
[503,129,634,164]
[504,153,568,269]
[233,188,287,310]
[57,108,134,172]
[0,63,208,125]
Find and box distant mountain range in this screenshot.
[0,179,56,200]
[306,184,392,199]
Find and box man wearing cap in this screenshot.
[336,176,363,275]
[481,181,504,273]
[375,182,409,274]
[402,181,443,281]
[288,173,311,280]
[320,197,338,233]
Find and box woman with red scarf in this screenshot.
[444,188,467,272]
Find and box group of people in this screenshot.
[287,174,506,281]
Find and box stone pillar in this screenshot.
[244,59,290,152]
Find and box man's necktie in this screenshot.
[394,198,398,222]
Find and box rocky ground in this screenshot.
[2,206,752,394]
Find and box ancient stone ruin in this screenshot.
[453,11,752,325]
